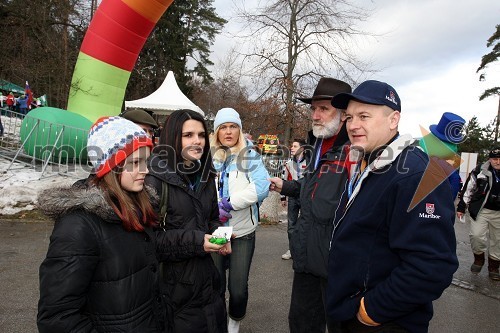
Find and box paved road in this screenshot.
[0,217,499,333]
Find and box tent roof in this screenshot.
[0,79,25,94]
[124,71,203,116]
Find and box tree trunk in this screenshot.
[259,191,281,223]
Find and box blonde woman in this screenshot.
[210,108,270,333]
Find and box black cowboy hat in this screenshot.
[297,78,352,104]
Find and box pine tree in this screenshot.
[477,24,500,141]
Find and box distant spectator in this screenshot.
[18,94,28,116]
[6,92,15,112]
[457,147,500,281]
[280,139,307,260]
[121,109,159,143]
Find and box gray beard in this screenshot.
[312,113,341,138]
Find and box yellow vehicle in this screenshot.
[257,134,279,154]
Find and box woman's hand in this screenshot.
[217,233,236,256]
[218,241,232,256]
[203,234,223,252]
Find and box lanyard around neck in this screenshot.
[348,159,367,198]
[218,158,232,198]
[314,140,323,170]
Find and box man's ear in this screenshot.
[389,111,400,130]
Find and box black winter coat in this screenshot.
[146,158,227,333]
[457,162,495,220]
[37,186,206,333]
[281,129,349,279]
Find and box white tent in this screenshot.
[125,71,204,115]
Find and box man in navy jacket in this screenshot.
[327,80,458,333]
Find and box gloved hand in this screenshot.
[219,197,233,212]
[219,208,232,223]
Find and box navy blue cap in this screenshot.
[331,80,401,112]
[429,112,465,144]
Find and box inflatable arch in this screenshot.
[21,0,174,159]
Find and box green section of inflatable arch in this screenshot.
[20,107,93,161]
[67,52,131,122]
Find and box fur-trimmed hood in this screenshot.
[37,184,158,222]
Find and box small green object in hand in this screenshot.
[209,237,228,245]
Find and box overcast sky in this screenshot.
[211,0,500,138]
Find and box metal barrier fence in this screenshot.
[0,108,24,152]
[0,107,90,179]
[1,107,289,180]
[261,154,288,178]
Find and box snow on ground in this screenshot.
[0,113,89,215]
[0,158,88,215]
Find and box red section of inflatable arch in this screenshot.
[80,0,156,71]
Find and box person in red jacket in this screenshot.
[6,92,15,112]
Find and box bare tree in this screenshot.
[231,0,374,145]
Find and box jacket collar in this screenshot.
[347,134,415,206]
[370,134,415,171]
[148,155,209,193]
[37,183,158,222]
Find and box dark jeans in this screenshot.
[287,196,300,244]
[338,319,409,333]
[289,271,338,333]
[0,116,3,136]
[212,231,256,320]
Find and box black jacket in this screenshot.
[146,157,227,333]
[37,186,205,333]
[281,128,349,279]
[457,161,496,219]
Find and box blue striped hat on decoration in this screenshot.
[87,116,153,178]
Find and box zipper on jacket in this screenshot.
[249,205,255,225]
[311,183,318,199]
[329,181,349,249]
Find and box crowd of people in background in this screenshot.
[0,90,45,117]
[34,74,498,333]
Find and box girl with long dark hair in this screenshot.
[146,109,228,333]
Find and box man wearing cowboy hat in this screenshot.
[269,77,352,333]
[121,109,159,141]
